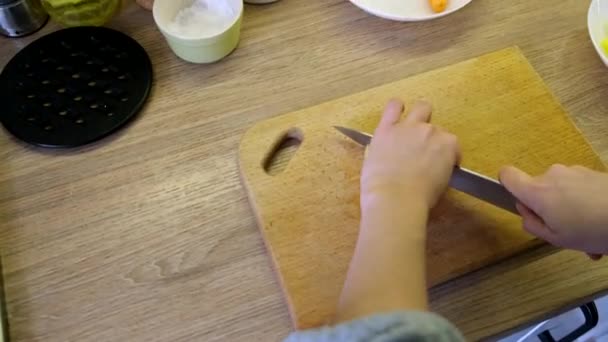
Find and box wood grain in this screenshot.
[0,0,607,341]
[239,47,606,329]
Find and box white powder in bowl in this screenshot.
[167,0,236,38]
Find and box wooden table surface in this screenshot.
[1,1,608,341]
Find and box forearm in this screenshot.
[336,198,429,322]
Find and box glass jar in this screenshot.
[41,0,121,27]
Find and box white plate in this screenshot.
[588,0,608,67]
[349,0,473,22]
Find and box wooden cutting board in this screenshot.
[238,47,606,329]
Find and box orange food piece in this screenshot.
[429,0,447,13]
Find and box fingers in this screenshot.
[378,99,432,129]
[378,99,457,165]
[516,203,558,243]
[378,99,405,129]
[448,134,462,166]
[499,166,544,213]
[453,142,462,166]
[405,101,433,124]
[438,132,461,166]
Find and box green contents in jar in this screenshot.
[604,23,608,56]
[42,0,121,27]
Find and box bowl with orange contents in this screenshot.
[349,0,473,22]
[588,0,608,67]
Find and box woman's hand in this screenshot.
[500,165,608,256]
[337,99,461,322]
[361,99,461,211]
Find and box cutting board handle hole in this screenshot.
[264,128,302,176]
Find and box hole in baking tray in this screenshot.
[96,79,110,88]
[263,128,303,176]
[105,87,124,97]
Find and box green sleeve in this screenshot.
[284,311,465,342]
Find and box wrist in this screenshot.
[362,190,431,217]
[360,195,430,241]
[361,183,433,209]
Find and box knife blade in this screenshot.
[334,126,519,215]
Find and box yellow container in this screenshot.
[41,0,120,27]
[153,0,243,64]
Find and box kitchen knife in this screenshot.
[334,126,519,215]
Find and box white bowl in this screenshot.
[349,0,473,22]
[153,0,243,64]
[588,0,608,67]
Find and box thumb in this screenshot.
[499,166,544,214]
[516,202,558,245]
